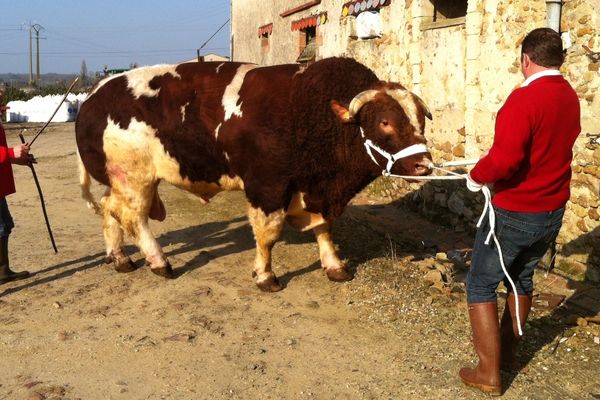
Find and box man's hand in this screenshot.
[466,173,484,192]
[11,143,31,165]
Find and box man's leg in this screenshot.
[0,198,29,284]
[460,218,505,395]
[500,207,564,370]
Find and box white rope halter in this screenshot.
[359,128,524,336]
[360,127,429,176]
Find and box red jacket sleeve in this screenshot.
[0,146,15,164]
[470,90,532,184]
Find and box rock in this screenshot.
[52,302,61,309]
[452,143,465,157]
[305,301,320,309]
[25,393,44,400]
[532,293,565,311]
[163,331,196,342]
[423,269,443,285]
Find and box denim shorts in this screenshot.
[0,197,14,237]
[466,205,565,304]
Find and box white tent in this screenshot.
[6,93,88,123]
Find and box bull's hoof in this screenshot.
[256,276,283,292]
[325,268,353,282]
[114,259,137,273]
[151,263,174,279]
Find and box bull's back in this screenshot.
[75,62,253,188]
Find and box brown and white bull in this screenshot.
[75,57,432,292]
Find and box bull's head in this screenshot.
[330,83,433,177]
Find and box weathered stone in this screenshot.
[452,143,465,157]
[589,63,600,72]
[441,141,452,153]
[584,71,596,83]
[447,192,465,215]
[435,252,448,261]
[576,83,590,95]
[571,203,589,218]
[589,207,600,221]
[434,193,447,206]
[577,27,595,37]
[593,148,600,164]
[577,218,590,233]
[423,269,443,285]
[582,165,600,178]
[578,15,591,24]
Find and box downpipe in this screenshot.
[546,0,562,33]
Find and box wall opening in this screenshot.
[432,0,467,20]
[421,0,467,30]
[297,26,317,63]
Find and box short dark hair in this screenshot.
[521,28,565,68]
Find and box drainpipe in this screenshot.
[546,0,562,32]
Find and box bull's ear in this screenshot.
[330,100,354,124]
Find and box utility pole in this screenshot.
[28,24,33,85]
[30,24,43,87]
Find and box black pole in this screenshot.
[19,133,57,253]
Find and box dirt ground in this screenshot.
[0,122,598,400]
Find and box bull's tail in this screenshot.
[77,151,102,215]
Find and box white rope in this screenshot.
[382,155,524,335]
[480,185,523,336]
[357,131,524,333]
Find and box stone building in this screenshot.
[231,0,600,282]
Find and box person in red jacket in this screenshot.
[459,28,581,395]
[0,86,32,284]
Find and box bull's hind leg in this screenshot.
[247,205,285,292]
[313,223,353,282]
[104,185,173,278]
[101,189,135,272]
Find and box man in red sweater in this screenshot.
[459,28,581,395]
[0,86,32,284]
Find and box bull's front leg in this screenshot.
[247,205,285,292]
[313,223,353,282]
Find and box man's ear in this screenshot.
[522,53,531,69]
[330,100,354,124]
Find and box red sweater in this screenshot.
[0,122,16,198]
[470,75,581,212]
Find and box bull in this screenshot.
[75,57,432,292]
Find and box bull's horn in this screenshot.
[388,88,433,121]
[348,89,380,117]
[413,93,433,120]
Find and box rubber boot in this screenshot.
[0,236,30,284]
[500,293,532,371]
[459,302,502,396]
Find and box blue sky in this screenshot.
[0,0,230,74]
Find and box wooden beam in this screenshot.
[280,0,321,18]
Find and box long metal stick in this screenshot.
[19,133,57,253]
[29,76,79,147]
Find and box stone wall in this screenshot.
[231,0,600,281]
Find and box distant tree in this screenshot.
[80,60,89,84]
